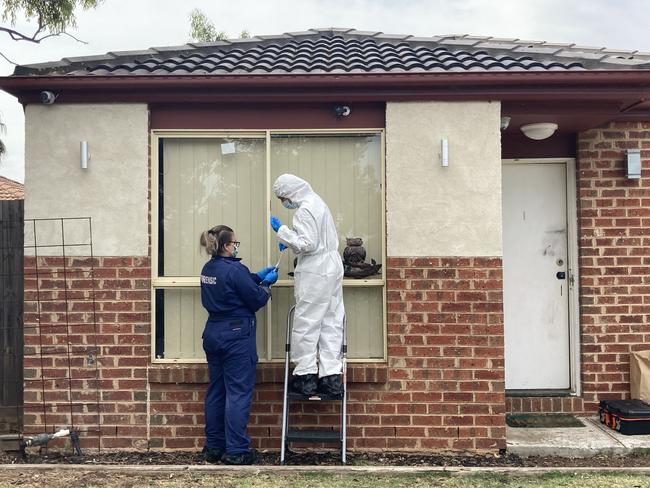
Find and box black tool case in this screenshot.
[599,399,650,435]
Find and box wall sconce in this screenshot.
[520,123,558,140]
[80,141,90,169]
[441,139,449,167]
[626,149,641,179]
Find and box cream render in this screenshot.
[386,101,503,257]
[24,104,149,256]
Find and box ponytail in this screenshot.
[199,225,234,256]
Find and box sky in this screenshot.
[1,0,650,183]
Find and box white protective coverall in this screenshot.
[273,174,345,377]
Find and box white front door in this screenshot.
[502,161,571,390]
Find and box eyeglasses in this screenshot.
[230,241,241,249]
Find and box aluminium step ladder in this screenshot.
[280,306,347,464]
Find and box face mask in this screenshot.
[231,248,238,258]
[282,199,299,209]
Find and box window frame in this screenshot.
[150,128,387,364]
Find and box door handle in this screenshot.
[556,271,566,280]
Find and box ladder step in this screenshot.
[286,429,341,443]
[287,392,343,401]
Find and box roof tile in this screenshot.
[600,56,650,66]
[151,44,194,53]
[407,36,443,43]
[284,30,319,37]
[476,42,518,51]
[513,46,562,55]
[62,54,116,63]
[256,34,292,41]
[602,48,637,55]
[107,49,157,57]
[555,51,608,61]
[13,29,650,77]
[228,37,262,44]
[188,40,231,48]
[0,176,24,200]
[487,37,519,42]
[374,33,411,40]
[437,38,482,47]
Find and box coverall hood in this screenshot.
[273,174,313,206]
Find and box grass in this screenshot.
[3,471,650,488]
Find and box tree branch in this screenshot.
[0,26,88,45]
[60,31,88,44]
[0,50,18,65]
[0,24,46,43]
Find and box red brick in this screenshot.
[25,252,510,453]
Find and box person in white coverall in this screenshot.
[270,174,345,397]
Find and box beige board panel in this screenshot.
[161,138,267,276]
[270,286,383,360]
[160,137,268,359]
[271,287,296,359]
[161,288,268,360]
[269,135,383,360]
[162,288,206,359]
[24,104,148,256]
[386,101,502,257]
[269,135,383,273]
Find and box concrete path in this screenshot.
[507,416,650,457]
[2,464,650,476]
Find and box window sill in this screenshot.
[148,363,388,385]
[152,278,385,287]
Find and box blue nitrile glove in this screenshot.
[256,266,275,280]
[279,242,287,252]
[261,268,278,286]
[270,215,282,232]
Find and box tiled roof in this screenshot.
[0,176,24,200]
[14,28,650,76]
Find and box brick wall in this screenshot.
[507,120,650,415]
[380,257,506,450]
[23,256,151,449]
[147,257,505,451]
[24,255,505,452]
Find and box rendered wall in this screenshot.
[24,104,149,256]
[386,101,502,257]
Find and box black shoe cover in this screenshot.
[317,374,343,397]
[290,373,318,396]
[223,448,258,465]
[202,446,225,463]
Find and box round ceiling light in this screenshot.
[520,123,558,140]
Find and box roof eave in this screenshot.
[2,70,650,105]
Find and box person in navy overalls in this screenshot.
[199,224,278,465]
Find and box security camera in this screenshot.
[500,115,511,131]
[333,104,351,117]
[40,91,58,105]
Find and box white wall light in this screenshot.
[80,141,90,169]
[520,123,558,140]
[441,139,449,167]
[626,149,641,179]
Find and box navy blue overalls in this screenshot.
[200,255,270,455]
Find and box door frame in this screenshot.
[502,157,581,396]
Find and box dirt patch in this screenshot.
[3,448,650,468]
